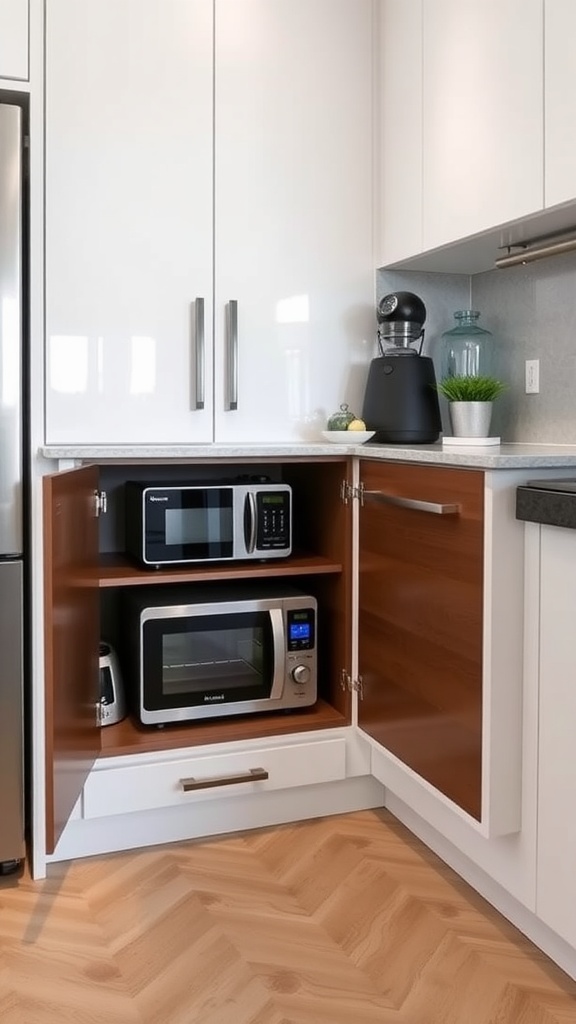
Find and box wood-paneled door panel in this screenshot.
[43,466,101,852]
[357,460,484,819]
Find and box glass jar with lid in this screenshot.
[441,310,493,379]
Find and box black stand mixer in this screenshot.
[361,291,441,444]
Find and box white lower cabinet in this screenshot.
[36,452,576,979]
[358,465,541,909]
[359,464,576,925]
[39,454,384,869]
[534,524,576,949]
[48,730,382,864]
[82,736,348,820]
[0,0,28,81]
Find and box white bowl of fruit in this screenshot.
[321,404,375,445]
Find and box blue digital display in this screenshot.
[290,622,311,641]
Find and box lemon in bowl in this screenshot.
[321,422,375,445]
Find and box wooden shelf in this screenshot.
[99,699,347,757]
[96,550,343,587]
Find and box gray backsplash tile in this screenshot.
[377,251,576,443]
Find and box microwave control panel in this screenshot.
[255,490,291,549]
[286,607,315,651]
[286,606,316,694]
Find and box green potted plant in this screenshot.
[436,374,508,438]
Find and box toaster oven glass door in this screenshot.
[142,610,278,710]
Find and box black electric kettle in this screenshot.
[361,291,441,444]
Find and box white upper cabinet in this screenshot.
[377,0,544,267]
[44,0,214,444]
[0,0,28,80]
[376,0,423,267]
[421,0,543,252]
[213,0,374,443]
[44,0,375,445]
[544,0,576,209]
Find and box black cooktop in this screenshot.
[516,478,576,529]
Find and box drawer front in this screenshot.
[82,737,347,819]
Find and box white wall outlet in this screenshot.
[525,359,540,394]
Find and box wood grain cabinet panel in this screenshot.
[357,460,484,819]
[43,466,101,853]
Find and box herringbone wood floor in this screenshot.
[1,809,575,1023]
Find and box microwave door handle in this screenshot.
[245,491,257,554]
[268,608,285,700]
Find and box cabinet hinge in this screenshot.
[94,490,107,517]
[340,481,364,505]
[340,669,364,699]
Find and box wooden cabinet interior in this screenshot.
[357,460,484,820]
[46,457,353,812]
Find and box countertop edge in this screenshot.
[37,442,576,470]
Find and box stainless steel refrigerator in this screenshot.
[0,102,25,872]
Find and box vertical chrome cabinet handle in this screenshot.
[226,299,238,411]
[193,297,205,410]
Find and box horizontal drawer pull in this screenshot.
[362,491,461,515]
[180,767,269,792]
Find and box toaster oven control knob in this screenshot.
[292,664,311,684]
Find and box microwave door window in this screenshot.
[163,627,266,693]
[143,612,274,709]
[145,488,234,564]
[164,503,233,552]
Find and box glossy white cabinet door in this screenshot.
[536,525,576,949]
[376,0,423,268]
[0,0,28,80]
[213,0,375,444]
[45,0,213,444]
[545,0,576,208]
[422,0,543,251]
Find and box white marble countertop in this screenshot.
[38,441,576,469]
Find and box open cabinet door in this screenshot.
[43,465,101,853]
[357,460,484,821]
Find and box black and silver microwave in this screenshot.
[125,480,292,567]
[122,583,317,725]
